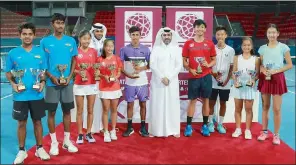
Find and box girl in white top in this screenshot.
[231,37,260,140]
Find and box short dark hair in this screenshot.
[193,19,207,28]
[215,26,227,33]
[51,13,66,23]
[129,26,141,34]
[18,22,36,34]
[267,23,279,32]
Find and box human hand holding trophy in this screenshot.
[12,69,26,92]
[30,68,45,90]
[93,63,101,81]
[130,60,143,78]
[57,64,68,85]
[194,57,205,74]
[265,62,274,81]
[108,64,116,82]
[79,63,89,82]
[246,69,257,87]
[217,70,226,86]
[233,70,242,88]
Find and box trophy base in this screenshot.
[132,74,140,78]
[246,82,253,87]
[18,85,26,91]
[82,78,88,82]
[109,77,116,82]
[95,77,100,81]
[33,84,40,89]
[59,79,67,85]
[217,82,223,86]
[196,71,202,74]
[235,83,243,88]
[265,77,271,81]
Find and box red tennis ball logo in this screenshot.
[125,13,151,39]
[176,14,198,39]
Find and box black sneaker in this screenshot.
[122,127,134,137]
[139,127,149,137]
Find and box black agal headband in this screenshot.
[93,25,103,29]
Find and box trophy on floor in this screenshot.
[246,69,257,87]
[217,70,226,86]
[12,69,26,91]
[57,64,68,84]
[93,63,101,81]
[108,64,116,82]
[233,70,242,88]
[265,63,274,81]
[30,68,45,89]
[194,57,205,74]
[130,59,143,78]
[79,63,89,82]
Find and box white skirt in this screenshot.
[73,84,99,96]
[99,89,122,99]
[231,85,256,100]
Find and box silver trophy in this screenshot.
[194,57,205,74]
[12,69,26,91]
[217,70,226,86]
[265,63,274,81]
[130,60,143,78]
[79,63,89,82]
[246,69,257,87]
[57,64,68,84]
[93,63,101,81]
[233,70,242,88]
[30,68,45,89]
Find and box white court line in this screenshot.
[1,94,12,100]
[288,90,295,94]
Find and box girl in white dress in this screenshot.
[231,37,260,140]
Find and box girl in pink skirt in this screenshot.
[257,24,293,145]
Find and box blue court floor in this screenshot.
[1,66,295,164]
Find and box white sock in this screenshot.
[219,116,224,124]
[50,133,58,143]
[236,128,242,132]
[64,132,70,142]
[209,115,214,123]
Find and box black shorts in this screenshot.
[209,88,231,102]
[188,74,212,99]
[13,99,46,121]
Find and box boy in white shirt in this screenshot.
[209,26,235,134]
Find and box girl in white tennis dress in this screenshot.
[231,37,259,140]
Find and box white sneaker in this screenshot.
[76,134,84,144]
[110,129,118,141]
[85,133,96,143]
[104,131,111,143]
[14,150,28,164]
[232,128,242,138]
[245,130,252,140]
[49,142,59,156]
[35,147,50,161]
[62,140,78,153]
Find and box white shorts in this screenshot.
[99,89,122,99]
[73,84,99,96]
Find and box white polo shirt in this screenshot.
[212,44,235,90]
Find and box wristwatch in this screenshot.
[40,80,46,83]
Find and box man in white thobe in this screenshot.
[148,27,182,137]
